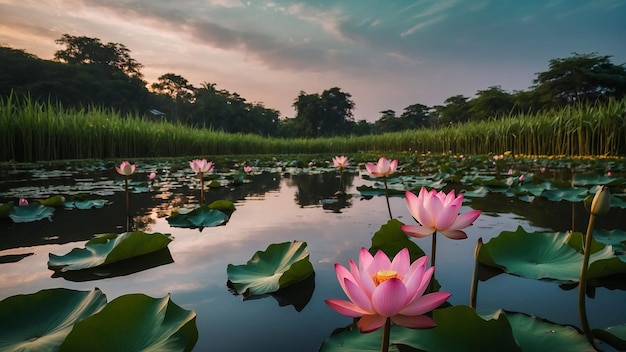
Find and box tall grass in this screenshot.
[1,93,625,162]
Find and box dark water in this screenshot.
[0,162,624,351]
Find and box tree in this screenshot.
[292,87,355,137]
[54,34,144,78]
[468,86,515,120]
[151,73,196,122]
[533,52,626,108]
[400,104,431,128]
[432,95,471,127]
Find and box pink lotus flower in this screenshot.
[365,157,397,178]
[148,172,157,180]
[189,159,213,174]
[244,165,253,174]
[332,156,350,169]
[18,198,28,206]
[518,174,525,183]
[325,248,450,333]
[401,187,481,240]
[115,161,136,176]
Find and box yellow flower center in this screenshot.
[373,270,398,286]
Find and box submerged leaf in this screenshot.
[0,288,107,352]
[48,231,173,272]
[227,241,314,297]
[60,294,197,352]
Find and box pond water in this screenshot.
[0,161,625,351]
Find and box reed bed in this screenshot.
[1,94,625,162]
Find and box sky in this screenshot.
[1,0,625,121]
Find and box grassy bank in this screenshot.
[1,94,625,162]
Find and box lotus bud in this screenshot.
[18,198,28,206]
[590,185,610,216]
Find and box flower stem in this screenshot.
[428,232,437,293]
[383,177,392,220]
[124,176,130,231]
[381,317,391,352]
[200,173,205,204]
[470,238,483,309]
[578,215,598,349]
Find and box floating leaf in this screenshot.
[594,324,626,350]
[369,219,425,262]
[0,201,13,217]
[64,199,111,210]
[507,311,593,351]
[166,204,229,229]
[38,195,66,207]
[48,231,173,272]
[227,240,314,297]
[477,226,626,282]
[593,229,626,253]
[9,203,55,223]
[0,288,107,352]
[541,187,588,202]
[208,199,236,211]
[60,294,197,352]
[318,305,521,352]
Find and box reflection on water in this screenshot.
[0,162,625,351]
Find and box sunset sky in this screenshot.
[1,0,625,121]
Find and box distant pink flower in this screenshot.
[18,198,28,206]
[148,172,156,180]
[325,248,450,333]
[115,161,136,176]
[401,187,482,240]
[189,159,213,174]
[365,157,398,178]
[518,174,525,183]
[244,165,253,174]
[508,168,513,175]
[332,156,350,169]
[607,171,612,177]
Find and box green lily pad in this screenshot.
[227,241,314,298]
[0,288,107,352]
[60,294,197,352]
[462,186,490,198]
[38,195,66,207]
[319,305,521,352]
[64,199,111,210]
[507,311,593,351]
[369,219,425,262]
[208,199,236,211]
[541,187,588,202]
[48,231,173,272]
[594,324,626,350]
[9,203,55,223]
[477,226,626,282]
[593,229,626,253]
[166,204,229,229]
[0,201,13,217]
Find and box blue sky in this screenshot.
[1,0,625,121]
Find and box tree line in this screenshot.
[2,34,625,138]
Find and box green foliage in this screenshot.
[477,226,626,282]
[47,231,173,272]
[60,294,197,352]
[9,203,55,223]
[226,241,314,297]
[166,204,230,229]
[369,219,426,262]
[0,288,107,352]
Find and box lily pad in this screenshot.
[369,219,425,262]
[541,187,588,202]
[0,288,107,352]
[319,305,521,352]
[594,324,626,350]
[593,229,626,253]
[506,311,593,351]
[208,199,236,211]
[38,195,66,207]
[48,231,173,272]
[227,240,314,298]
[9,203,55,223]
[64,199,111,210]
[166,204,229,229]
[0,201,13,217]
[60,294,197,352]
[477,226,626,282]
